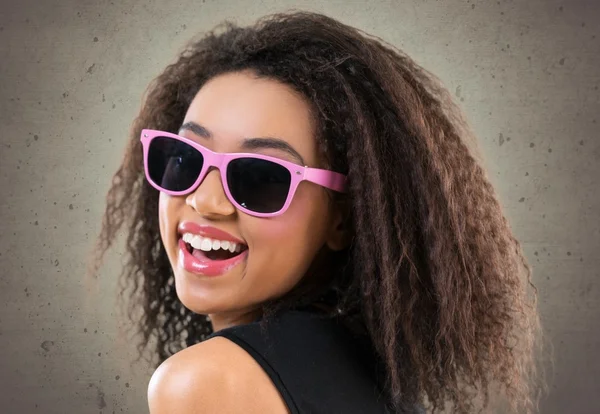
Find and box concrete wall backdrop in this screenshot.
[0,0,598,413]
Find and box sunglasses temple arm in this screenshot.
[303,167,348,193]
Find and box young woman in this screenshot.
[90,11,543,414]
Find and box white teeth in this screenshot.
[191,235,203,249]
[200,238,212,252]
[183,232,245,253]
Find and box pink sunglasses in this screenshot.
[140,129,347,217]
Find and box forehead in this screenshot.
[182,71,318,165]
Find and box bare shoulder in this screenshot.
[148,336,290,414]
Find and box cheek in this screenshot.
[262,188,324,239]
[250,186,330,271]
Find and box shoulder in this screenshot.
[147,336,289,414]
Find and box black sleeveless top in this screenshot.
[206,309,422,413]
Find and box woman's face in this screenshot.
[158,71,346,330]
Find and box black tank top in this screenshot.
[206,309,423,413]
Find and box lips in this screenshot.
[178,238,248,277]
[176,221,248,277]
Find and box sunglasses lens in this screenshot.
[148,136,204,192]
[227,158,291,214]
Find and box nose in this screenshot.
[185,167,236,217]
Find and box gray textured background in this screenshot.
[1,0,598,413]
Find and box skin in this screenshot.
[149,71,349,412]
[149,336,292,413]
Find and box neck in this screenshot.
[208,307,262,332]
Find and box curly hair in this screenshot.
[88,10,545,413]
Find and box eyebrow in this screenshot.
[178,121,306,165]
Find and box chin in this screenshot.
[172,274,238,314]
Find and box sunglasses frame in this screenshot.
[140,129,348,217]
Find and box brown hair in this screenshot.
[88,10,545,413]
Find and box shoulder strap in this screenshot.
[208,310,394,414]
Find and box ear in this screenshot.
[325,198,352,251]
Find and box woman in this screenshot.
[90,10,543,414]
